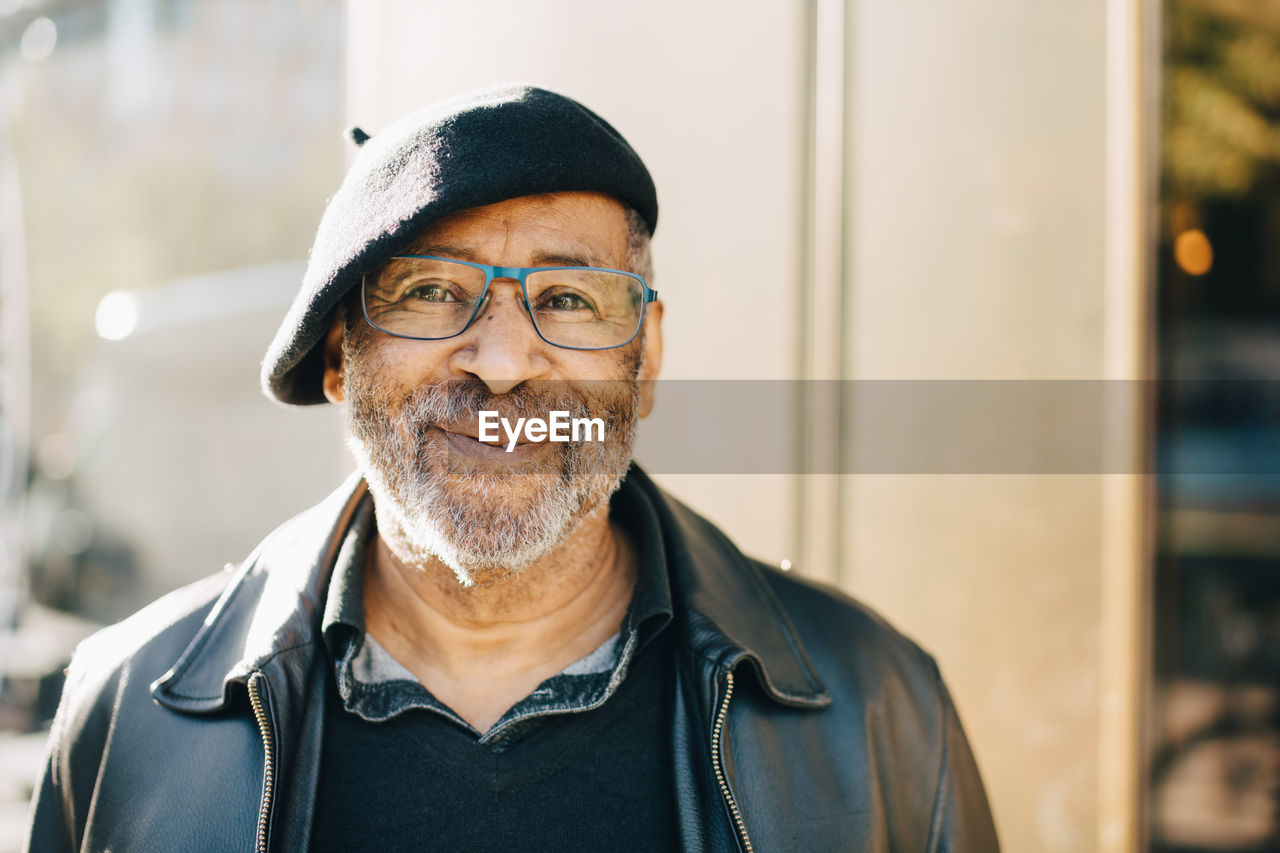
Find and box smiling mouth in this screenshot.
[444,426,500,445]
[439,426,539,459]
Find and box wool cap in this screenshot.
[262,83,658,406]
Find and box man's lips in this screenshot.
[438,426,543,460]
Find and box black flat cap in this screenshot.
[262,83,658,406]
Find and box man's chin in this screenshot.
[349,412,634,585]
[367,476,580,580]
[367,461,631,587]
[386,507,574,587]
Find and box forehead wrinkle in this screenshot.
[404,193,630,269]
[409,228,616,269]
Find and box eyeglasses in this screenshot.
[362,255,658,350]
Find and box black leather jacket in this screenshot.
[27,468,999,852]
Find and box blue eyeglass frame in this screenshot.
[362,254,659,351]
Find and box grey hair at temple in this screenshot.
[624,205,654,286]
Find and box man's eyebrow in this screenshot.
[407,243,481,261]
[531,250,610,269]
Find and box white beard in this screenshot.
[341,362,639,587]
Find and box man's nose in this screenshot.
[448,282,551,394]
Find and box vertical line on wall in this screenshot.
[792,0,849,585]
[833,0,853,589]
[791,0,817,576]
[1099,0,1157,848]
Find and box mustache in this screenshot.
[398,377,635,433]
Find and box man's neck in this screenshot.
[362,501,639,733]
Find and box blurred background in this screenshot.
[0,0,1277,851]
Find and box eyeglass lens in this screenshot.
[364,257,645,349]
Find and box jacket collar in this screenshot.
[152,466,830,713]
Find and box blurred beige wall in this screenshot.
[839,2,1148,852]
[346,1,1149,851]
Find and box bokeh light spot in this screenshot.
[95,291,139,341]
[20,17,57,62]
[1173,228,1213,276]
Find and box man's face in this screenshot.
[322,192,663,586]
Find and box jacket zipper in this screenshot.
[248,673,276,853]
[711,670,754,853]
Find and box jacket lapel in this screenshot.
[630,466,830,709]
[151,473,368,851]
[624,466,830,852]
[151,472,368,713]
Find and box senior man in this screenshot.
[27,85,999,852]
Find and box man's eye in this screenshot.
[541,291,594,312]
[403,281,459,303]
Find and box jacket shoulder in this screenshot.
[758,562,938,667]
[66,472,365,705]
[29,478,366,852]
[751,563,1000,850]
[60,568,237,713]
[646,473,944,702]
[753,560,947,717]
[29,568,240,851]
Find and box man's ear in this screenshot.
[638,300,662,418]
[321,307,346,403]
